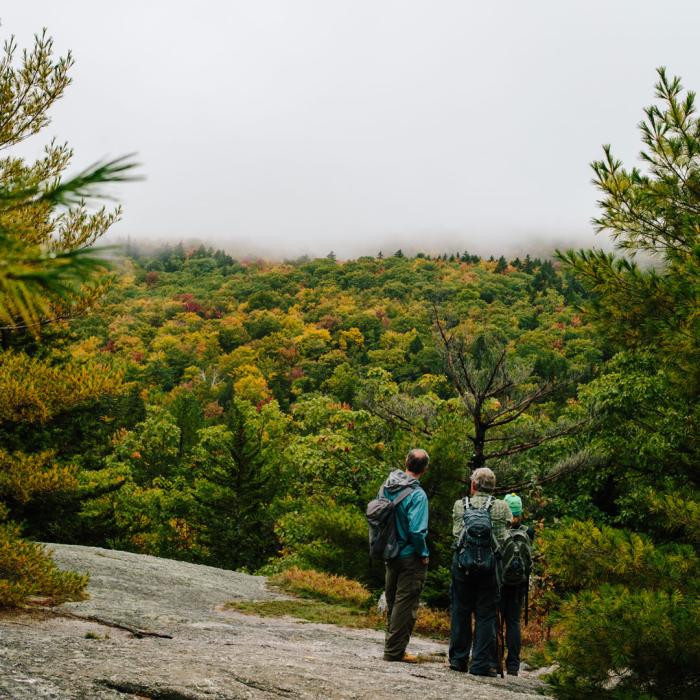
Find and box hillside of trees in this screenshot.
[4,245,598,579]
[0,27,697,700]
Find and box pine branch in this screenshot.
[494,448,606,494]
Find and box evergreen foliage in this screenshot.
[0,521,88,607]
[550,68,700,699]
[0,26,134,606]
[560,67,700,391]
[550,586,699,700]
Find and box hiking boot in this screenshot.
[384,652,419,663]
[507,669,519,676]
[470,668,498,678]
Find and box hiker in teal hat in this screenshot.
[504,493,522,520]
[497,493,534,676]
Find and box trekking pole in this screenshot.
[500,611,506,678]
[496,610,505,678]
[524,577,529,627]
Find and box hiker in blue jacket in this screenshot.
[381,448,430,663]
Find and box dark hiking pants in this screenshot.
[501,583,524,674]
[448,559,498,674]
[384,555,427,660]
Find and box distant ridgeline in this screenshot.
[2,24,696,696]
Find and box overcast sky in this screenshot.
[5,2,700,258]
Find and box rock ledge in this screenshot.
[0,544,551,699]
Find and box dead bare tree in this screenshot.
[433,306,584,476]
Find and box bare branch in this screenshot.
[484,421,586,460]
[487,383,553,428]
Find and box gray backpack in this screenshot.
[457,496,499,575]
[500,527,533,586]
[366,486,413,560]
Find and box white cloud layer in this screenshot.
[5,1,700,258]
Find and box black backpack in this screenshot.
[500,527,533,586]
[457,495,499,575]
[366,486,413,560]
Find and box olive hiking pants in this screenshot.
[383,555,428,660]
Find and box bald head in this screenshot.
[405,448,430,476]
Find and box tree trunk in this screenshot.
[469,421,487,475]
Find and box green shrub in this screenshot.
[542,520,697,592]
[548,586,699,700]
[422,565,451,609]
[541,522,700,699]
[272,498,368,580]
[0,522,88,608]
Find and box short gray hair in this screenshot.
[470,467,496,493]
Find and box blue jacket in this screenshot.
[381,469,429,558]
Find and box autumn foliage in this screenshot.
[1,22,697,700]
[271,566,373,607]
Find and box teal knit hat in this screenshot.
[504,493,523,516]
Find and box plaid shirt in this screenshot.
[452,491,513,548]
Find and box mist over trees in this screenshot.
[0,21,697,700]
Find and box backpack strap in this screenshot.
[483,495,502,580]
[392,486,415,545]
[392,486,414,507]
[465,494,493,511]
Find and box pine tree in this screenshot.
[0,27,135,607]
[559,67,700,393]
[0,31,137,335]
[190,398,281,570]
[549,68,700,699]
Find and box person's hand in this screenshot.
[421,557,429,566]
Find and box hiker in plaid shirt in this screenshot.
[452,486,512,547]
[449,467,512,676]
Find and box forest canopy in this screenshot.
[0,23,697,700]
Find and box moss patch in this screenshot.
[226,599,384,630]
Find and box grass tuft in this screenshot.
[227,566,451,640]
[270,567,373,607]
[227,597,450,639]
[413,605,450,638]
[227,599,384,629]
